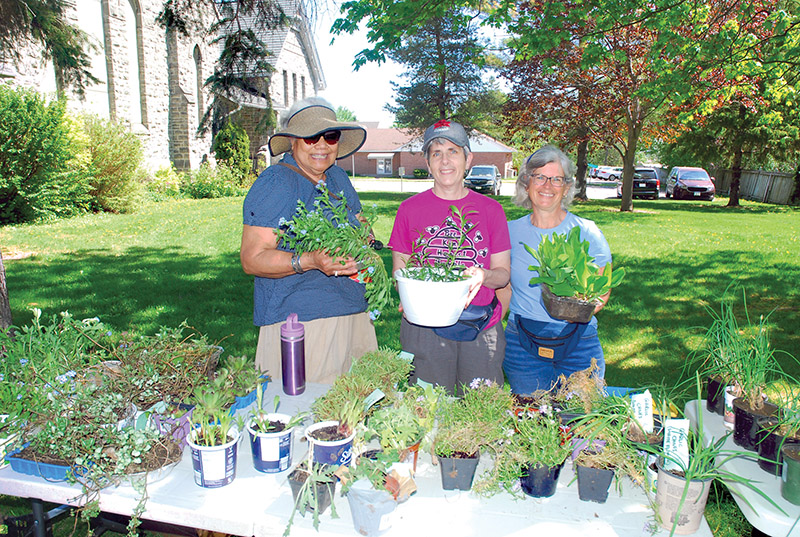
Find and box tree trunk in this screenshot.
[726,104,746,207]
[619,102,645,212]
[0,250,12,331]
[574,136,589,201]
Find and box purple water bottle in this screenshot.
[280,313,306,395]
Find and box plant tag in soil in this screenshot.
[663,418,690,472]
[364,389,385,411]
[631,390,654,434]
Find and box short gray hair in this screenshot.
[424,138,471,160]
[513,145,577,210]
[279,97,335,130]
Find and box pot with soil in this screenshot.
[705,376,726,415]
[305,420,356,467]
[655,459,713,535]
[782,445,800,505]
[576,463,615,503]
[248,413,295,473]
[437,451,480,491]
[187,428,239,488]
[756,416,800,476]
[732,398,778,451]
[394,268,478,327]
[519,461,564,498]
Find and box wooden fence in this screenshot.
[710,168,796,205]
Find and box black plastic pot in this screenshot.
[438,452,480,491]
[705,376,726,415]
[288,467,336,515]
[733,398,778,451]
[576,464,615,503]
[757,416,800,476]
[519,461,564,498]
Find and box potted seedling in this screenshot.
[434,379,514,491]
[394,205,481,327]
[187,382,240,488]
[364,403,425,473]
[247,388,309,473]
[524,226,624,323]
[285,452,339,536]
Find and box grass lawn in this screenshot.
[1,192,799,536]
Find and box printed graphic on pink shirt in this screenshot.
[417,215,488,269]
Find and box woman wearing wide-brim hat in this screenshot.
[240,97,377,384]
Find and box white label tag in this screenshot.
[663,418,690,472]
[631,390,654,434]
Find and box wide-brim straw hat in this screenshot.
[268,104,366,159]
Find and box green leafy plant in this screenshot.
[524,226,625,303]
[284,456,339,536]
[365,404,424,453]
[249,390,308,434]
[211,120,252,182]
[435,378,514,458]
[399,205,474,282]
[275,183,392,318]
[180,162,247,199]
[189,381,237,447]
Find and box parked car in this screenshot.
[596,166,624,181]
[464,165,502,195]
[616,167,660,200]
[665,166,715,200]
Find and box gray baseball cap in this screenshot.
[421,120,470,153]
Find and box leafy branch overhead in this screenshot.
[525,227,624,303]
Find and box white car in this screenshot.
[595,166,623,181]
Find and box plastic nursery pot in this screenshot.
[519,461,565,498]
[576,464,615,503]
[781,445,800,506]
[346,480,399,537]
[247,413,294,473]
[540,284,595,324]
[394,268,478,327]
[438,452,480,491]
[655,459,712,535]
[705,376,726,416]
[732,398,778,451]
[305,421,356,467]
[187,429,239,488]
[758,417,800,476]
[288,466,336,515]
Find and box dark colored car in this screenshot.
[464,165,501,195]
[666,167,715,200]
[617,167,660,200]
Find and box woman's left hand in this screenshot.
[463,266,485,306]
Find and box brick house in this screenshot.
[2,0,323,172]
[338,127,516,178]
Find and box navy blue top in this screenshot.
[242,154,367,326]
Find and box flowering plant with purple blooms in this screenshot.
[434,379,514,458]
[275,182,391,317]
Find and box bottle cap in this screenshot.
[281,313,304,338]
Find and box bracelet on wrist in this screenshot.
[291,253,304,274]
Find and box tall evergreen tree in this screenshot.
[385,11,502,135]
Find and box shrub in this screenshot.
[74,114,144,213]
[413,168,428,178]
[144,164,184,201]
[0,87,91,224]
[180,162,247,199]
[212,121,252,183]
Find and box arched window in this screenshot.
[124,0,146,126]
[193,45,203,127]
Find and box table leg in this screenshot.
[29,499,45,537]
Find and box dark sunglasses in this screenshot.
[302,130,342,145]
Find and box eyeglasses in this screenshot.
[302,130,341,145]
[530,174,570,186]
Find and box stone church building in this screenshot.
[3,0,325,172]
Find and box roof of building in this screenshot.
[357,127,515,154]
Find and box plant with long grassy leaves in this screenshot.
[399,205,476,283]
[275,182,391,318]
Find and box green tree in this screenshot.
[0,0,98,97]
[336,106,358,122]
[383,10,503,135]
[211,121,252,182]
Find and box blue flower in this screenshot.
[367,266,375,275]
[372,203,377,208]
[278,217,287,227]
[368,309,381,321]
[19,358,28,366]
[0,374,4,381]
[66,370,76,378]
[106,331,112,336]
[16,394,22,400]
[56,375,67,384]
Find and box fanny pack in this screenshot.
[516,316,578,360]
[433,296,499,342]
